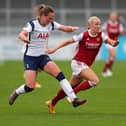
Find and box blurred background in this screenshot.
[0,0,126,61]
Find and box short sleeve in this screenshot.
[119,23,124,33]
[102,32,108,42]
[102,22,107,31]
[23,22,32,32]
[72,33,83,42]
[53,21,61,29]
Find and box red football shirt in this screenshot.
[72,31,107,66]
[102,21,124,40]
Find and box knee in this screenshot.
[56,72,65,81]
[26,80,36,88]
[95,78,100,86]
[89,78,100,87]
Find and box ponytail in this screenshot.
[35,4,54,17]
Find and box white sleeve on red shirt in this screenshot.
[119,23,124,33]
[102,22,107,31]
[102,32,108,42]
[72,33,83,42]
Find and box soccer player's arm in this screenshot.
[47,38,75,54]
[102,32,119,47]
[53,21,79,32]
[18,30,30,44]
[47,32,83,54]
[18,23,31,44]
[58,25,79,32]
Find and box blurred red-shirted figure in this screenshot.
[45,16,119,113]
[102,12,125,77]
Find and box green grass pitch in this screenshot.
[0,60,126,126]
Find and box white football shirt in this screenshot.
[23,19,61,56]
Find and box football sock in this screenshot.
[74,81,91,93]
[59,79,77,101]
[107,58,114,70]
[15,84,34,95]
[52,89,66,106]
[15,84,25,94]
[52,81,93,106]
[103,58,114,72]
[56,72,77,101]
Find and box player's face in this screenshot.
[91,20,101,33]
[40,12,55,25]
[110,13,118,22]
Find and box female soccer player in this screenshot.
[45,16,119,113]
[102,12,125,77]
[9,4,85,108]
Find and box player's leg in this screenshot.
[48,75,82,105]
[68,60,98,93]
[23,70,41,88]
[73,67,99,94]
[43,60,86,108]
[65,60,99,103]
[66,68,99,103]
[48,66,99,108]
[102,46,116,77]
[9,70,37,105]
[9,55,38,105]
[35,69,42,88]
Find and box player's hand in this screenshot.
[71,26,80,31]
[46,48,57,54]
[113,40,119,47]
[23,39,31,44]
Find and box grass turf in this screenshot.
[0,60,126,126]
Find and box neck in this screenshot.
[38,18,46,26]
[89,29,97,36]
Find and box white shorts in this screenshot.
[106,43,115,49]
[71,60,89,76]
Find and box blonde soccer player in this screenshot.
[102,12,125,77]
[45,16,119,113]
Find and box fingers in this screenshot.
[46,48,54,54]
[113,40,119,47]
[24,39,31,44]
[72,26,80,31]
[116,40,119,46]
[46,49,52,54]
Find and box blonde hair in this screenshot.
[109,11,118,17]
[34,4,54,17]
[88,16,101,28]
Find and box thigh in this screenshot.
[108,47,116,58]
[43,61,61,77]
[80,67,99,84]
[71,60,89,76]
[24,70,37,88]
